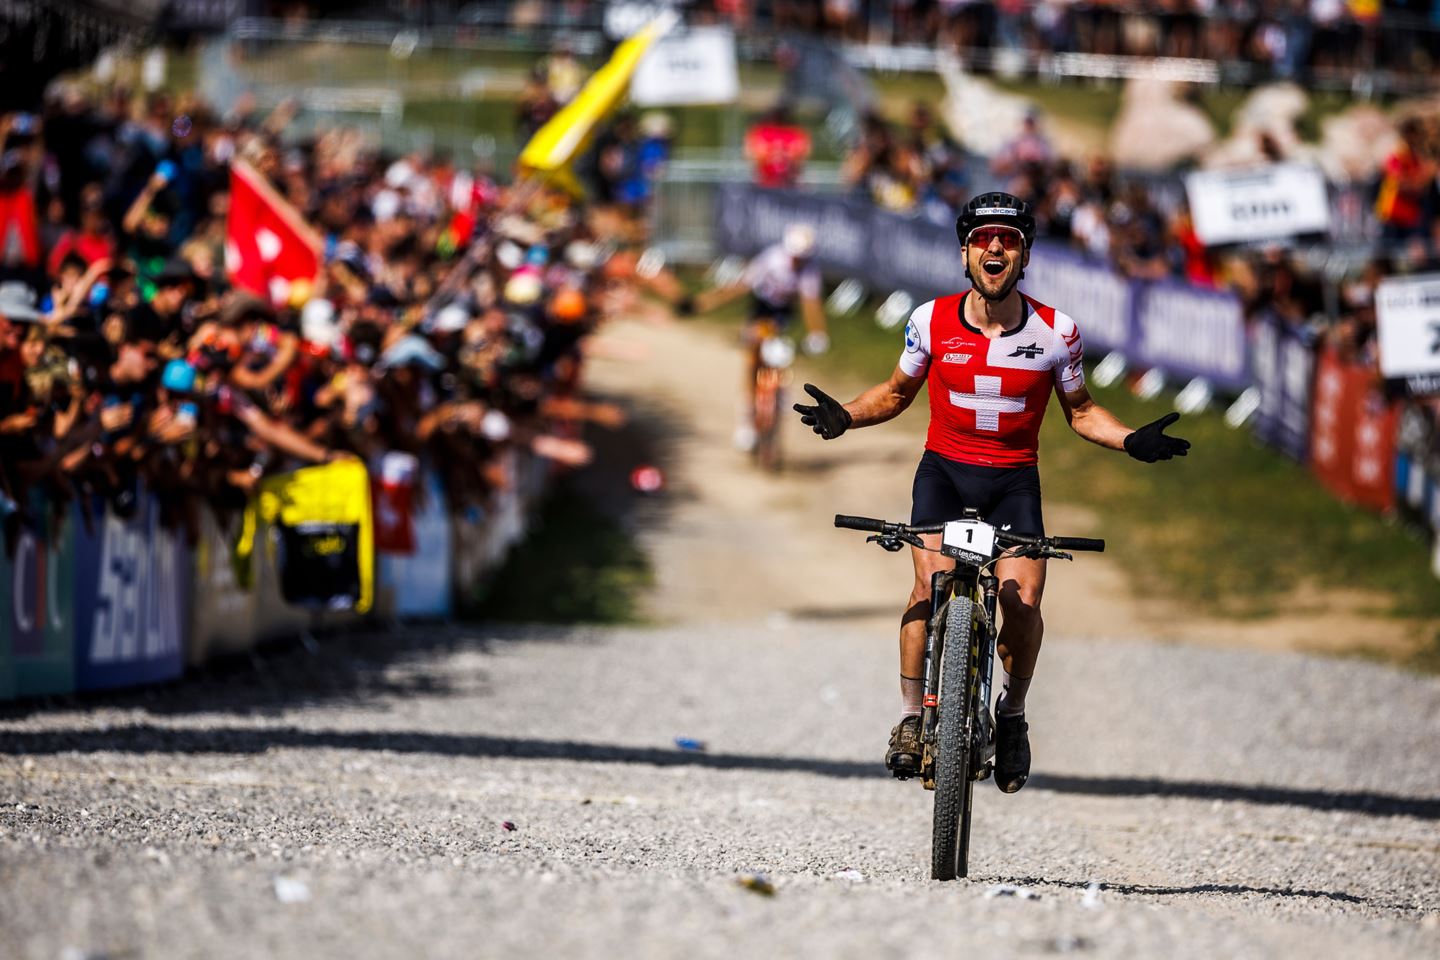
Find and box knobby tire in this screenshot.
[754,370,783,472]
[931,594,976,881]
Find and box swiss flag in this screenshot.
[226,160,321,307]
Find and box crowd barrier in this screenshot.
[0,451,548,702]
[714,184,1440,577]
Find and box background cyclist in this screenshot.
[793,192,1189,794]
[686,223,830,451]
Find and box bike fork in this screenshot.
[919,571,950,727]
[975,575,1000,768]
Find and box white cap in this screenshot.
[300,298,339,348]
[783,223,817,259]
[429,303,470,333]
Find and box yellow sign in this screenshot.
[236,460,374,613]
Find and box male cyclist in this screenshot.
[793,192,1189,793]
[687,224,830,450]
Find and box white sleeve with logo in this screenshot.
[897,300,935,377]
[1051,309,1086,394]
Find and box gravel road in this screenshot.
[2,620,1438,959]
[3,320,1438,959]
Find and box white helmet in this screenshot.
[782,223,817,259]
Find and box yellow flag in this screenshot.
[518,13,675,190]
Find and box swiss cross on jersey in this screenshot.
[898,291,1086,467]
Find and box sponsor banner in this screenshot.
[72,495,189,692]
[713,185,1246,383]
[1024,242,1134,353]
[631,26,739,106]
[1250,315,1315,462]
[1310,346,1400,512]
[239,460,375,613]
[1375,273,1440,380]
[1185,163,1331,246]
[1134,280,1250,391]
[0,491,76,698]
[379,471,453,619]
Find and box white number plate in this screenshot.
[943,519,997,559]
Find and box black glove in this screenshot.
[1124,411,1191,463]
[793,383,852,440]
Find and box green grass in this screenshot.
[468,483,653,624]
[1036,383,1440,626]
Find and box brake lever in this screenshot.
[1049,550,1073,562]
[866,534,907,553]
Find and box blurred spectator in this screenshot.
[745,105,812,189]
[1375,116,1437,243]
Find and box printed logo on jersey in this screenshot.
[942,352,972,364]
[1008,343,1043,359]
[904,319,920,353]
[940,336,967,349]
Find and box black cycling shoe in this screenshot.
[994,713,1031,794]
[886,716,922,778]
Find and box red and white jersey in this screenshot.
[898,291,1085,467]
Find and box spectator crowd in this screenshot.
[0,82,657,549]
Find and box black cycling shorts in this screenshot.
[747,294,793,326]
[910,449,1045,536]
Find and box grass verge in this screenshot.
[468,482,653,624]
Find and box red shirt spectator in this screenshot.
[745,108,811,189]
[1375,119,1435,237]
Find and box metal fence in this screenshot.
[651,157,845,263]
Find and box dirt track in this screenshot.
[1,318,1437,959]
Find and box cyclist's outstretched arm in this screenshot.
[845,366,926,428]
[1056,383,1191,462]
[1054,383,1130,450]
[691,282,748,314]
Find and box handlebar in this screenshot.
[834,514,1104,554]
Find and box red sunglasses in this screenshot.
[966,225,1024,251]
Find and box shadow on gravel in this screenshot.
[4,721,1440,823]
[1027,772,1440,821]
[0,724,881,780]
[992,875,1413,912]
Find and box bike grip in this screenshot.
[1052,537,1105,553]
[834,514,887,532]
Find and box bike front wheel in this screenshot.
[931,594,977,881]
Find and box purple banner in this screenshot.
[1134,281,1250,391]
[1023,241,1135,353]
[1251,315,1315,462]
[72,495,189,692]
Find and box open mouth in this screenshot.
[982,258,1007,277]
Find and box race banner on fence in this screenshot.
[712,184,1249,388]
[1024,242,1134,353]
[1250,314,1315,462]
[0,491,75,699]
[1310,346,1400,512]
[71,494,189,692]
[1133,280,1250,391]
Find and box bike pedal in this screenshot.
[975,761,993,782]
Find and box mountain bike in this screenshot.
[750,320,796,472]
[834,510,1104,880]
